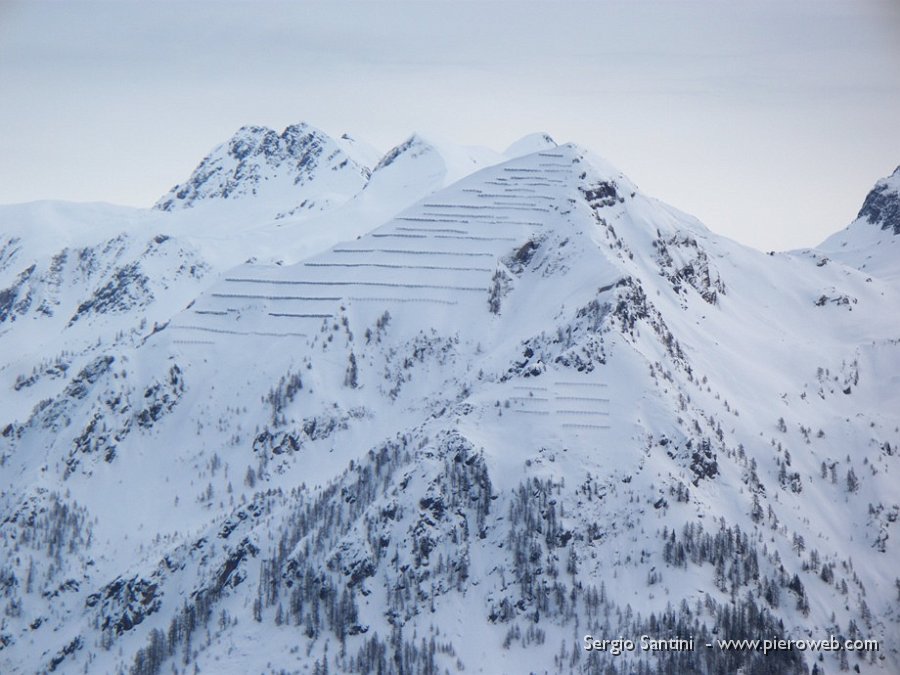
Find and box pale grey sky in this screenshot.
[1,0,898,250]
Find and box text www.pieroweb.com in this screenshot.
[583,634,880,655]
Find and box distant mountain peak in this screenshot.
[503,132,557,158]
[372,134,435,173]
[857,165,900,235]
[154,122,370,212]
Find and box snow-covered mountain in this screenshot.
[154,123,370,218]
[1,130,897,675]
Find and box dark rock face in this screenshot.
[86,576,162,636]
[689,438,719,485]
[0,264,36,323]
[136,364,184,429]
[580,181,621,208]
[857,166,900,235]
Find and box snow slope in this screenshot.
[0,136,898,675]
[0,127,518,419]
[819,165,900,282]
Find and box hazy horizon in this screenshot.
[1,0,898,251]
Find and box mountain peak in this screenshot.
[856,165,900,235]
[154,122,369,213]
[503,132,557,158]
[371,134,435,173]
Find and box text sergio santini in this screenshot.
[584,635,694,655]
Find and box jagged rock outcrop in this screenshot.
[857,165,900,235]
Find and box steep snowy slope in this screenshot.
[1,144,898,675]
[819,165,900,281]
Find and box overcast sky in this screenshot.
[1,0,898,251]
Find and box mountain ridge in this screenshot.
[0,132,897,675]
